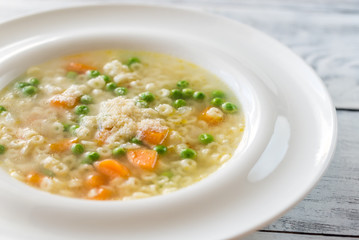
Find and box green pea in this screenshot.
[182,88,194,98]
[136,100,149,108]
[71,143,84,155]
[130,137,142,145]
[40,168,55,177]
[114,87,128,96]
[176,80,189,89]
[161,170,173,179]
[211,97,224,107]
[22,86,37,96]
[170,89,183,99]
[88,70,100,78]
[193,91,205,100]
[75,105,89,115]
[211,90,226,99]
[15,82,30,89]
[127,57,141,66]
[199,133,214,144]
[0,145,6,154]
[180,148,197,159]
[102,75,111,83]
[112,147,126,156]
[139,92,155,102]
[66,71,78,79]
[84,152,100,163]
[69,125,79,135]
[81,158,93,165]
[0,106,6,113]
[221,102,238,113]
[29,78,40,86]
[75,108,88,118]
[62,123,71,132]
[80,95,93,104]
[173,99,186,109]
[106,82,117,91]
[154,145,167,154]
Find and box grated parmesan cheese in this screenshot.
[96,97,167,145]
[137,119,167,132]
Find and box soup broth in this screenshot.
[0,50,244,200]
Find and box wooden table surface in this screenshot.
[0,0,358,239]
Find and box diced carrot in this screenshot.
[199,107,224,125]
[88,187,112,201]
[95,129,111,146]
[127,149,158,171]
[94,159,131,179]
[139,128,169,146]
[49,94,78,108]
[66,62,95,74]
[85,173,107,188]
[49,138,78,152]
[26,172,44,186]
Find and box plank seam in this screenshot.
[259,230,359,238]
[336,107,359,112]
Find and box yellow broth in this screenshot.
[0,50,244,200]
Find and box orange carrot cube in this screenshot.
[85,173,107,188]
[139,128,169,146]
[67,62,95,74]
[199,107,224,125]
[26,172,44,186]
[88,187,112,201]
[49,138,78,152]
[49,94,78,109]
[94,159,131,179]
[127,149,158,171]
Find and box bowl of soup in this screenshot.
[0,5,336,240]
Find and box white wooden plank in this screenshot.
[264,110,359,235]
[206,2,359,110]
[241,231,359,240]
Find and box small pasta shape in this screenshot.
[87,76,106,89]
[155,104,174,116]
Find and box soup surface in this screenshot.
[0,50,244,200]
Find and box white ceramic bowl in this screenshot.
[0,5,337,240]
